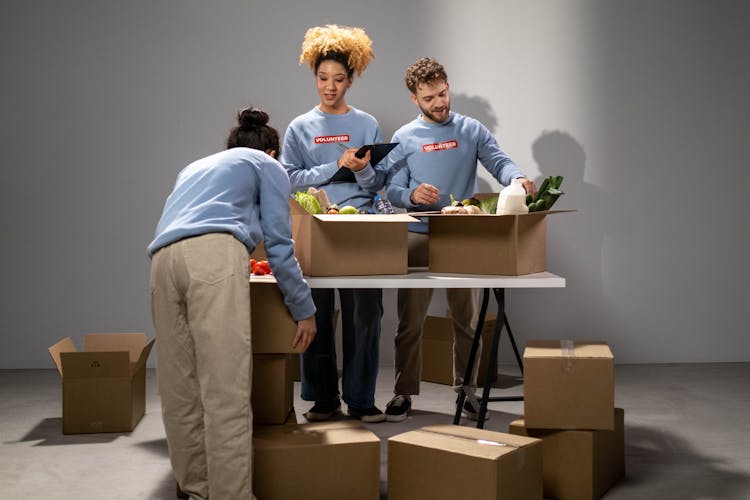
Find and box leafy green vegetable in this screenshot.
[294,191,323,214]
[479,196,498,214]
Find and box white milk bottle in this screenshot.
[496,178,529,215]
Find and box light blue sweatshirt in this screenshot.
[385,111,526,233]
[281,106,385,211]
[147,148,315,321]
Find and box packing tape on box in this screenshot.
[560,339,576,371]
[416,428,527,467]
[417,428,520,449]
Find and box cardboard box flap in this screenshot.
[83,333,147,364]
[133,339,156,372]
[48,336,77,376]
[60,351,131,378]
[290,198,418,222]
[525,340,613,359]
[415,209,574,218]
[312,213,418,223]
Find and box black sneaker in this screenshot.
[347,405,386,423]
[304,399,341,421]
[385,395,412,422]
[462,399,489,421]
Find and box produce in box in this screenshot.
[527,175,564,212]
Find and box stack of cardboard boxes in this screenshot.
[510,340,625,499]
[250,283,382,500]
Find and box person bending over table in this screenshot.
[383,57,537,422]
[148,107,316,500]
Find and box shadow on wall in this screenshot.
[450,92,499,194]
[510,130,613,347]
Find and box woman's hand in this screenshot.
[292,316,316,352]
[337,148,371,172]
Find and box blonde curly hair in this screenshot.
[299,24,374,77]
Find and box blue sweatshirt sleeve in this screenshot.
[384,140,418,209]
[257,161,316,321]
[353,127,387,192]
[475,122,526,186]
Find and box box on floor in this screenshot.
[388,424,542,500]
[524,340,615,430]
[509,408,625,500]
[47,333,155,434]
[290,198,417,276]
[423,209,572,276]
[421,313,498,386]
[253,420,380,500]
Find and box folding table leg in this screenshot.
[453,288,490,425]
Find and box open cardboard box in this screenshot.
[48,333,155,434]
[420,207,572,276]
[290,198,418,276]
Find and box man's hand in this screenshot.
[292,316,316,352]
[409,183,441,205]
[337,148,371,172]
[518,177,537,198]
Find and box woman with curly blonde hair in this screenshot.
[281,24,387,423]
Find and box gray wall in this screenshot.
[2,0,748,368]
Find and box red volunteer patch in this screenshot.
[422,140,458,152]
[314,134,350,144]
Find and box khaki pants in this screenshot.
[150,233,255,500]
[394,232,480,395]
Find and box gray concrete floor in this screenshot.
[2,363,750,499]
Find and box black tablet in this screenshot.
[328,142,399,183]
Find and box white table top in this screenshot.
[251,269,565,289]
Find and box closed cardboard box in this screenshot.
[509,408,625,500]
[524,340,614,430]
[48,333,155,434]
[421,314,497,386]
[252,354,294,424]
[250,279,301,354]
[290,198,417,276]
[253,420,380,500]
[388,425,542,500]
[424,210,570,276]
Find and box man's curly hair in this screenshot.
[405,57,448,94]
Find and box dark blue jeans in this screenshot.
[301,288,383,409]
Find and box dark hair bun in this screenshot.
[238,107,269,129]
